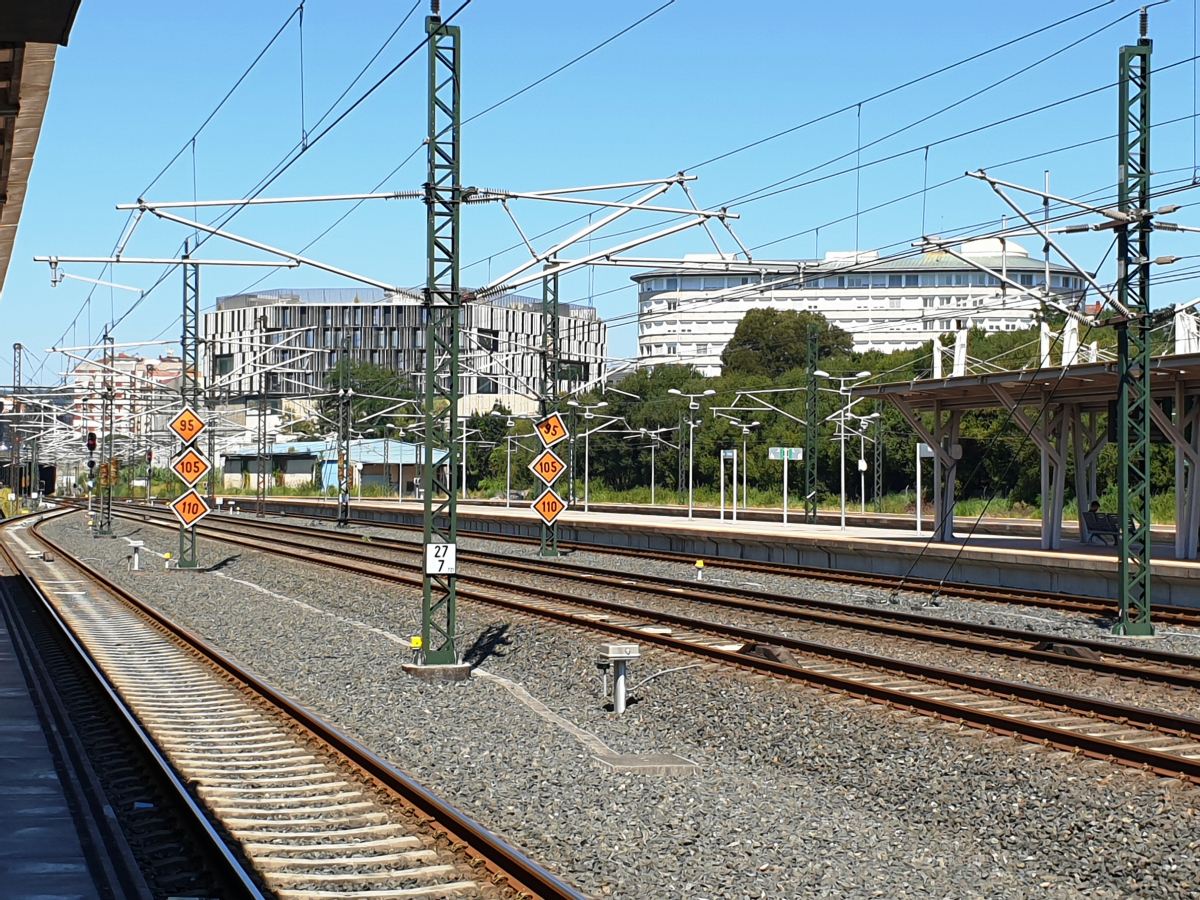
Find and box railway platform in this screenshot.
[0,581,100,900]
[248,496,1200,606]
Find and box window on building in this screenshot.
[666,277,678,290]
[667,300,678,311]
[939,296,951,306]
[478,329,498,352]
[922,297,934,308]
[215,355,234,376]
[667,344,677,355]
[703,277,725,290]
[1018,273,1035,286]
[940,320,952,330]
[478,376,498,394]
[681,277,702,290]
[697,343,709,355]
[905,274,919,287]
[888,274,903,287]
[640,280,653,293]
[889,297,902,308]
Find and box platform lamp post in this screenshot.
[668,388,715,519]
[633,426,677,506]
[850,411,881,514]
[738,420,760,515]
[566,400,607,513]
[817,371,871,532]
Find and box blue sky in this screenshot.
[5,0,1200,381]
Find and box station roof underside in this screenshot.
[853,352,1200,413]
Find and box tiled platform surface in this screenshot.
[0,599,99,900]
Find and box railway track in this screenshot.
[246,498,1200,627]
[3,510,590,900]
[117,504,1200,692]
[86,505,1200,786]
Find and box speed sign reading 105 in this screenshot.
[425,542,457,576]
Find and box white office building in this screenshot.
[204,288,608,415]
[633,240,1086,375]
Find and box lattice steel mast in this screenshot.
[804,324,819,523]
[539,268,561,556]
[1114,19,1155,636]
[336,335,352,527]
[419,3,465,667]
[10,343,21,500]
[97,331,115,535]
[178,245,202,566]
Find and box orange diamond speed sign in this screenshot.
[534,412,568,447]
[171,448,211,486]
[168,407,207,444]
[531,488,566,525]
[170,489,211,527]
[528,449,566,485]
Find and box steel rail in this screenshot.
[94,506,1200,784]
[0,511,268,900]
[117,505,1200,687]
[244,497,1200,626]
[26,518,591,900]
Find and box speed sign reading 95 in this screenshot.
[168,407,207,444]
[425,542,457,576]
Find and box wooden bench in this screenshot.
[1082,510,1120,545]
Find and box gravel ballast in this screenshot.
[43,513,1200,900]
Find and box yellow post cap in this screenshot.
[164,552,172,559]
[695,559,705,568]
[410,636,423,649]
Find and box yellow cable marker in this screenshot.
[410,636,423,649]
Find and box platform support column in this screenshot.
[932,405,961,544]
[419,7,463,667]
[1174,383,1200,560]
[1114,31,1154,635]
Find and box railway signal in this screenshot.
[86,431,97,453]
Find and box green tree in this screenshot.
[318,360,415,430]
[721,310,852,378]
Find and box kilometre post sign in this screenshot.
[168,407,207,444]
[535,412,568,448]
[170,489,211,527]
[171,448,211,486]
[528,449,566,485]
[531,489,566,525]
